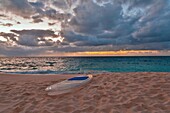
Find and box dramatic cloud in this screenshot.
[64,0,170,51]
[0,0,170,56]
[10,29,63,46]
[0,0,35,18]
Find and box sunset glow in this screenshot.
[39,50,170,57]
[81,50,160,56]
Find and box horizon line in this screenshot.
[0,55,170,58]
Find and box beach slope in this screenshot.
[0,72,170,113]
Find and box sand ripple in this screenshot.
[0,72,170,113]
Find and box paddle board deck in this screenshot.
[45,75,93,95]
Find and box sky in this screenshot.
[0,0,170,57]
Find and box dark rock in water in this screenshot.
[32,67,37,70]
[45,62,55,66]
[29,65,36,67]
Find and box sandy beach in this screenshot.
[0,72,170,113]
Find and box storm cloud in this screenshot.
[11,29,62,46]
[0,0,35,18]
[63,0,170,46]
[0,0,170,56]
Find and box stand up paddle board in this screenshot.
[45,75,93,96]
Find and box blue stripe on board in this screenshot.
[68,76,88,80]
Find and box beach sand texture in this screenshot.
[0,72,170,113]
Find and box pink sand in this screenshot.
[0,72,170,113]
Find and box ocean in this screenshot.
[0,56,170,74]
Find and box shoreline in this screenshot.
[1,71,169,75]
[0,72,170,113]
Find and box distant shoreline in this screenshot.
[0,72,169,76]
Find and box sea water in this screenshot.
[0,56,170,74]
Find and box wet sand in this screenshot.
[0,72,170,113]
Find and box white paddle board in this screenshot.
[45,75,93,95]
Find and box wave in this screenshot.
[2,70,109,75]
